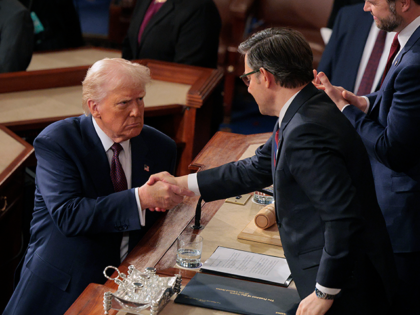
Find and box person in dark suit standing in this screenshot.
[149,28,397,315]
[318,3,395,94]
[3,58,194,315]
[0,0,33,73]
[326,0,364,28]
[317,0,420,312]
[122,0,221,69]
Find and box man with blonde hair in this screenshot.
[4,58,193,315]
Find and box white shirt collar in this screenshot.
[92,116,130,153]
[278,90,300,128]
[398,15,420,52]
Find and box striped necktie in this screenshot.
[357,30,387,95]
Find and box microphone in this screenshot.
[191,196,204,230]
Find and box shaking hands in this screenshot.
[138,172,193,212]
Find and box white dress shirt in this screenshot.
[92,117,145,261]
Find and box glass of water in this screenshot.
[176,234,203,268]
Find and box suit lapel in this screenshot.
[347,12,373,90]
[80,115,114,195]
[131,0,152,57]
[139,0,174,50]
[272,84,319,178]
[371,26,420,113]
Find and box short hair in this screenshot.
[238,28,313,89]
[82,58,151,115]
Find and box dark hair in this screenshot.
[238,28,313,88]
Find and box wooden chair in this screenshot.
[215,0,334,120]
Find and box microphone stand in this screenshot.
[191,196,204,230]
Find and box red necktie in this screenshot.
[381,33,400,86]
[137,0,164,44]
[357,30,387,95]
[110,143,128,192]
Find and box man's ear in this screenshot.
[87,99,100,118]
[400,0,410,13]
[260,68,273,88]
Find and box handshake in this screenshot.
[138,172,194,211]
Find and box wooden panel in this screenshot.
[0,126,34,186]
[0,126,33,313]
[238,219,282,246]
[27,48,121,71]
[0,59,223,175]
[64,283,118,315]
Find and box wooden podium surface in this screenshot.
[65,131,280,314]
[27,48,121,71]
[0,59,223,175]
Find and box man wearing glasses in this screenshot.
[149,28,397,315]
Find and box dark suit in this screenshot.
[4,115,176,315]
[122,0,221,69]
[327,0,365,29]
[19,0,84,51]
[0,0,33,73]
[196,84,397,314]
[342,22,420,313]
[318,3,373,92]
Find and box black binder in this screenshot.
[175,273,300,315]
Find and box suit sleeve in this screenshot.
[173,1,221,68]
[343,63,420,172]
[34,135,141,237]
[197,135,273,201]
[285,122,363,288]
[0,8,34,73]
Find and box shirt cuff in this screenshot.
[362,96,370,113]
[134,188,146,226]
[341,104,351,112]
[188,173,201,196]
[316,283,341,295]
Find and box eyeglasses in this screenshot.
[240,69,260,86]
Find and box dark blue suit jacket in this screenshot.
[4,115,176,315]
[122,0,221,69]
[318,4,373,92]
[196,84,396,313]
[343,25,420,253]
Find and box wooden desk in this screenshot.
[27,48,122,71]
[65,131,281,314]
[0,126,34,312]
[0,59,223,175]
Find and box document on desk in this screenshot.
[201,246,292,286]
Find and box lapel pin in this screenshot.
[144,164,149,172]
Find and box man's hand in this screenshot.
[312,69,323,89]
[147,171,189,191]
[296,291,334,315]
[316,72,368,112]
[138,178,194,211]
